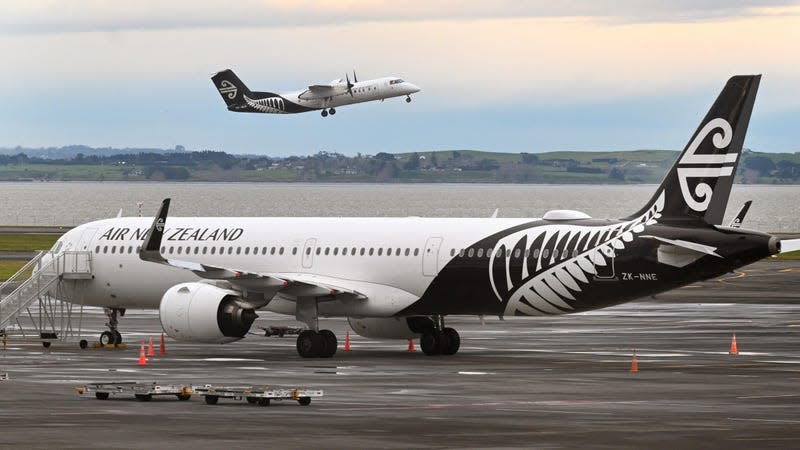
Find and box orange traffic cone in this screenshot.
[159,333,166,356]
[630,349,639,373]
[343,330,351,352]
[408,338,415,352]
[146,337,155,357]
[729,333,739,355]
[137,342,148,366]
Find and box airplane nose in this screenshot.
[407,83,421,94]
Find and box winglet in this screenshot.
[139,198,170,263]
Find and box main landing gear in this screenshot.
[420,315,460,356]
[296,329,337,358]
[99,308,125,346]
[321,108,336,117]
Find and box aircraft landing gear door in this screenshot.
[422,237,443,277]
[302,238,317,269]
[592,245,615,279]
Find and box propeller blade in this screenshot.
[346,73,353,97]
[353,70,358,83]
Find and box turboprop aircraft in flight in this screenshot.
[33,75,800,359]
[211,69,420,117]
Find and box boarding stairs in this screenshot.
[0,251,92,343]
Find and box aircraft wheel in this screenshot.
[297,330,321,358]
[246,397,258,404]
[205,395,219,405]
[329,108,336,115]
[298,397,311,406]
[95,392,109,400]
[321,109,328,117]
[319,329,337,358]
[79,339,88,349]
[420,332,441,356]
[406,96,412,103]
[258,398,271,406]
[113,330,123,344]
[442,328,460,355]
[135,394,152,402]
[99,331,117,346]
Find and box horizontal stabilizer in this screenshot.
[641,235,722,258]
[780,238,800,254]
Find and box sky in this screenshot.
[1,1,799,156]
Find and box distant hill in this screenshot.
[0,145,188,159]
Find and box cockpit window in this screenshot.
[389,79,404,85]
[52,241,63,253]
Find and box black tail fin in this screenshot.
[627,75,760,224]
[211,69,253,107]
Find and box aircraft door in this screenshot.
[76,227,98,251]
[422,237,443,277]
[302,238,317,269]
[592,245,615,279]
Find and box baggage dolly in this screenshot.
[194,384,323,406]
[75,381,193,401]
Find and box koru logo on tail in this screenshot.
[218,80,238,99]
[677,118,736,212]
[155,218,165,233]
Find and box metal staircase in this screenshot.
[0,251,92,343]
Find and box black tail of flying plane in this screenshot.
[627,75,761,224]
[211,69,253,107]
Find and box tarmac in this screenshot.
[0,259,799,449]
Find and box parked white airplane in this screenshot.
[211,69,420,117]
[38,75,800,359]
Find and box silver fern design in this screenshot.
[489,191,665,316]
[244,95,287,113]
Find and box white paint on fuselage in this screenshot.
[56,216,533,314]
[287,77,419,111]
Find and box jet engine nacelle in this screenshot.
[159,282,257,344]
[347,316,434,339]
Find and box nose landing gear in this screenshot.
[99,308,125,346]
[406,95,412,103]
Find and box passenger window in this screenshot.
[194,247,199,255]
[177,247,182,255]
[334,247,339,256]
[210,247,216,255]
[360,248,365,256]
[553,249,559,259]
[450,249,455,257]
[458,249,464,257]
[369,248,374,256]
[325,247,330,255]
[279,247,284,255]
[514,248,521,258]
[103,246,108,253]
[95,245,100,253]
[168,246,173,254]
[396,248,401,256]
[414,248,419,256]
[542,249,549,259]
[244,247,250,255]
[525,249,530,258]
[262,247,268,254]
[572,249,578,258]
[202,247,207,255]
[477,248,484,258]
[271,247,276,255]
[533,248,540,258]
[236,247,241,255]
[128,246,133,253]
[292,247,298,255]
[306,247,312,255]
[342,248,348,256]
[136,246,141,253]
[110,246,116,254]
[377,248,383,256]
[467,248,474,257]
[316,248,321,255]
[387,248,392,256]
[228,247,233,255]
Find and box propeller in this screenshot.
[346,73,354,97]
[353,70,358,83]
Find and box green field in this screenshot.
[0,260,32,280]
[0,234,60,252]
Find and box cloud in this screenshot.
[1,0,797,34]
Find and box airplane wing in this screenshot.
[138,199,367,304]
[641,235,723,257]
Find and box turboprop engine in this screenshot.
[159,282,257,344]
[347,316,434,339]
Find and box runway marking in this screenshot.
[737,394,800,400]
[729,418,800,424]
[717,270,747,284]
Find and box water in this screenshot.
[0,182,797,232]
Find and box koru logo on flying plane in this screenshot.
[218,80,238,99]
[155,218,165,233]
[676,118,737,212]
